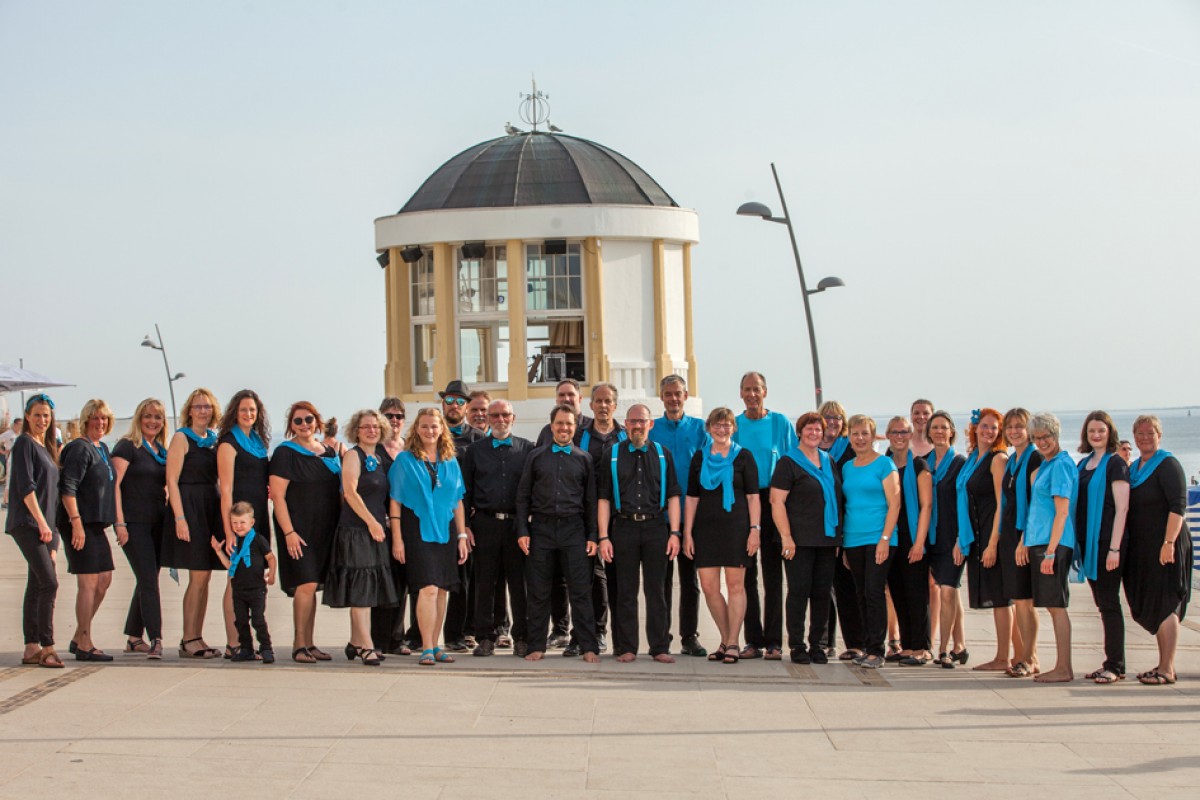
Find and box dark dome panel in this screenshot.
[399,132,677,213]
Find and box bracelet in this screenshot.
[175,515,186,522]
[598,536,609,541]
[115,523,128,528]
[670,531,682,538]
[1164,540,1176,545]
[1042,551,1056,560]
[285,531,298,537]
[1109,548,1120,553]
[750,524,762,531]
[70,515,81,522]
[456,533,468,540]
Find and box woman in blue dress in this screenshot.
[1020,412,1078,684]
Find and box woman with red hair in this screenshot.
[270,401,342,663]
[959,408,1015,671]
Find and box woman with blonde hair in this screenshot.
[1001,408,1042,677]
[6,394,64,668]
[818,400,862,661]
[112,398,171,659]
[926,410,967,667]
[164,387,225,659]
[388,407,469,666]
[884,416,933,665]
[271,400,342,663]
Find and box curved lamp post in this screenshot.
[141,324,185,427]
[737,163,845,408]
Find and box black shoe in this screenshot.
[951,648,970,666]
[563,642,582,657]
[809,647,828,665]
[260,648,275,664]
[597,636,607,653]
[548,633,570,649]
[680,636,708,658]
[790,648,812,664]
[473,639,495,657]
[344,642,361,661]
[514,640,529,658]
[231,647,257,662]
[68,640,78,655]
[445,639,470,653]
[75,647,114,662]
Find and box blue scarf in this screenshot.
[899,451,919,540]
[388,451,464,543]
[784,447,839,537]
[277,440,341,475]
[1003,445,1035,531]
[954,450,992,555]
[1129,450,1172,488]
[700,442,742,512]
[825,437,849,462]
[232,426,267,459]
[142,439,167,465]
[228,528,257,577]
[1077,452,1111,581]
[927,448,957,545]
[180,427,217,449]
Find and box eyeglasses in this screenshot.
[358,424,381,431]
[292,415,316,426]
[442,397,467,406]
[488,412,514,419]
[823,415,842,423]
[1032,433,1055,443]
[192,404,213,411]
[626,419,650,426]
[886,430,912,436]
[384,412,405,420]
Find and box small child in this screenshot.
[213,501,277,663]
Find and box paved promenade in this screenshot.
[0,544,1196,798]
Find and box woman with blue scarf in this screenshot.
[1123,415,1190,686]
[883,416,933,666]
[270,400,342,664]
[164,388,225,658]
[217,389,271,658]
[1020,412,1078,684]
[112,398,171,659]
[961,408,1013,672]
[1000,408,1042,678]
[1073,411,1130,684]
[770,412,841,665]
[388,407,470,666]
[818,400,863,662]
[684,407,760,664]
[926,411,967,667]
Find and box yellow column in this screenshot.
[651,239,672,383]
[682,242,698,394]
[584,236,607,384]
[383,246,413,396]
[506,240,528,401]
[432,242,457,390]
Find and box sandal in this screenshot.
[838,649,863,661]
[432,647,455,663]
[723,646,740,664]
[858,654,884,669]
[307,646,333,661]
[359,648,382,666]
[1138,669,1176,686]
[887,639,901,657]
[291,647,317,664]
[764,646,782,661]
[1006,662,1032,678]
[38,649,64,669]
[1089,669,1123,684]
[21,648,44,665]
[739,645,762,660]
[178,638,220,659]
[707,643,728,662]
[124,638,151,655]
[147,639,163,660]
[418,649,436,666]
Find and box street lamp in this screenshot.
[737,163,845,408]
[141,323,185,427]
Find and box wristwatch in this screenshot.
[750,524,761,531]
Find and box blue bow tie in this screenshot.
[450,424,465,436]
[552,444,572,454]
[628,443,648,453]
[492,437,512,448]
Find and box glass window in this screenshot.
[413,323,436,387]
[457,246,507,314]
[526,243,583,311]
[410,257,435,317]
[459,322,509,385]
[527,317,585,383]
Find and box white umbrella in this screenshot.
[0,363,74,393]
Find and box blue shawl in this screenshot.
[228,528,257,577]
[1077,453,1111,582]
[899,451,919,541]
[954,450,993,555]
[784,447,838,537]
[277,440,341,475]
[388,451,464,544]
[1002,445,1036,531]
[1129,450,1173,488]
[232,426,267,459]
[927,448,957,546]
[180,427,217,449]
[699,442,742,512]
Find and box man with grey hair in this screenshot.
[649,374,709,657]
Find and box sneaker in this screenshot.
[809,647,829,665]
[473,639,495,657]
[445,639,470,653]
[513,640,529,658]
[260,647,275,664]
[231,647,257,662]
[790,648,812,664]
[563,642,582,657]
[680,636,708,658]
[548,633,570,649]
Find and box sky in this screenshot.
[2,0,1198,425]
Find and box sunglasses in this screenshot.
[442,396,467,406]
[384,412,405,420]
[292,415,316,426]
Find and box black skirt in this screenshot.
[161,483,223,571]
[967,545,1010,608]
[323,523,400,609]
[400,505,460,592]
[63,522,114,574]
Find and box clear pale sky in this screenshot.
[3,0,1198,424]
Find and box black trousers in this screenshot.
[664,551,700,642]
[611,518,671,656]
[551,562,570,637]
[1089,534,1126,675]
[525,516,598,654]
[887,535,931,651]
[232,585,271,650]
[471,514,527,642]
[783,546,836,651]
[743,489,783,649]
[371,558,410,651]
[833,549,865,650]
[10,525,59,647]
[443,552,473,642]
[844,544,894,658]
[122,520,163,641]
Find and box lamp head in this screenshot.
[736,201,774,219]
[141,336,158,350]
[816,276,845,292]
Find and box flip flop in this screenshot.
[38,649,64,669]
[21,648,43,665]
[1138,669,1176,686]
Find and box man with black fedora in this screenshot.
[439,379,485,652]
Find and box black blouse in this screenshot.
[768,453,842,548]
[4,434,59,533]
[112,438,168,525]
[57,438,116,527]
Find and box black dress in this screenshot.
[112,438,168,560]
[1123,455,1191,635]
[324,446,399,609]
[999,448,1042,602]
[397,457,462,592]
[687,448,759,568]
[270,443,341,596]
[219,431,270,542]
[967,451,1009,609]
[928,453,966,587]
[162,434,224,571]
[57,438,117,575]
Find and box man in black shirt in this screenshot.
[598,404,682,663]
[439,380,484,652]
[462,399,532,657]
[517,405,601,663]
